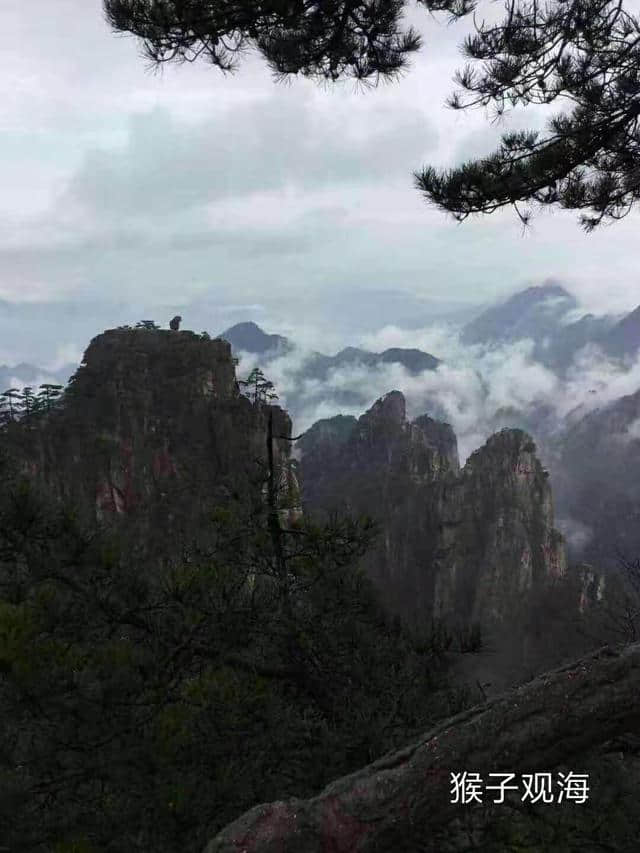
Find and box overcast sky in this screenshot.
[2,0,640,363]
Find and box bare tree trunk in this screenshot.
[204,642,640,853]
[266,408,288,603]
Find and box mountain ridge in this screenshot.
[297,390,567,638]
[220,322,442,375]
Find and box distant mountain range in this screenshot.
[219,292,640,572]
[461,284,580,346]
[550,387,640,569]
[222,285,640,379]
[460,283,638,369]
[600,304,640,360]
[218,322,293,357]
[0,362,76,392]
[219,321,441,376]
[216,321,443,428]
[4,282,640,572]
[4,284,638,393]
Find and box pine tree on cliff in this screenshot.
[20,385,36,418]
[0,389,20,422]
[36,383,63,413]
[103,0,640,230]
[238,367,278,405]
[0,450,463,853]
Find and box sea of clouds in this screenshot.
[235,322,640,466]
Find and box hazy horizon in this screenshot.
[2,0,639,363]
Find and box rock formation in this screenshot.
[218,321,442,427]
[1,327,294,565]
[3,342,572,679]
[204,641,640,853]
[2,325,636,853]
[552,387,640,570]
[298,391,566,630]
[432,428,566,626]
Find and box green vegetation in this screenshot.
[239,366,279,405]
[0,383,64,427]
[0,449,468,853]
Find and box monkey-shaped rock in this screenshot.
[169,315,182,331]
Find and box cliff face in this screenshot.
[432,429,566,625]
[3,335,567,632]
[553,387,640,569]
[298,391,567,628]
[205,641,640,853]
[297,392,456,617]
[3,328,293,562]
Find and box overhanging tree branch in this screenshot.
[103,0,640,229]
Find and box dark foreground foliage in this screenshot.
[0,449,471,853]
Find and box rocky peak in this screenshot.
[461,283,578,346]
[295,415,357,457]
[413,414,460,475]
[362,389,406,425]
[301,392,459,489]
[299,395,566,631]
[3,327,294,563]
[67,327,238,416]
[354,390,408,457]
[220,321,292,357]
[433,428,566,627]
[461,429,549,504]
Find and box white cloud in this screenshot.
[557,518,594,552]
[0,0,639,316]
[627,416,640,441]
[47,343,85,371]
[232,309,640,466]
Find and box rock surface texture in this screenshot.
[553,387,640,570]
[298,391,567,628]
[3,328,294,563]
[204,641,640,853]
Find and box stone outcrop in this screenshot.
[553,387,640,570]
[298,391,566,629]
[574,563,605,614]
[432,428,566,626]
[204,641,640,853]
[2,327,294,564]
[298,392,458,618]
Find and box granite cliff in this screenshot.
[552,387,640,570]
[1,327,296,564]
[298,391,567,632]
[3,332,570,647]
[205,641,640,853]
